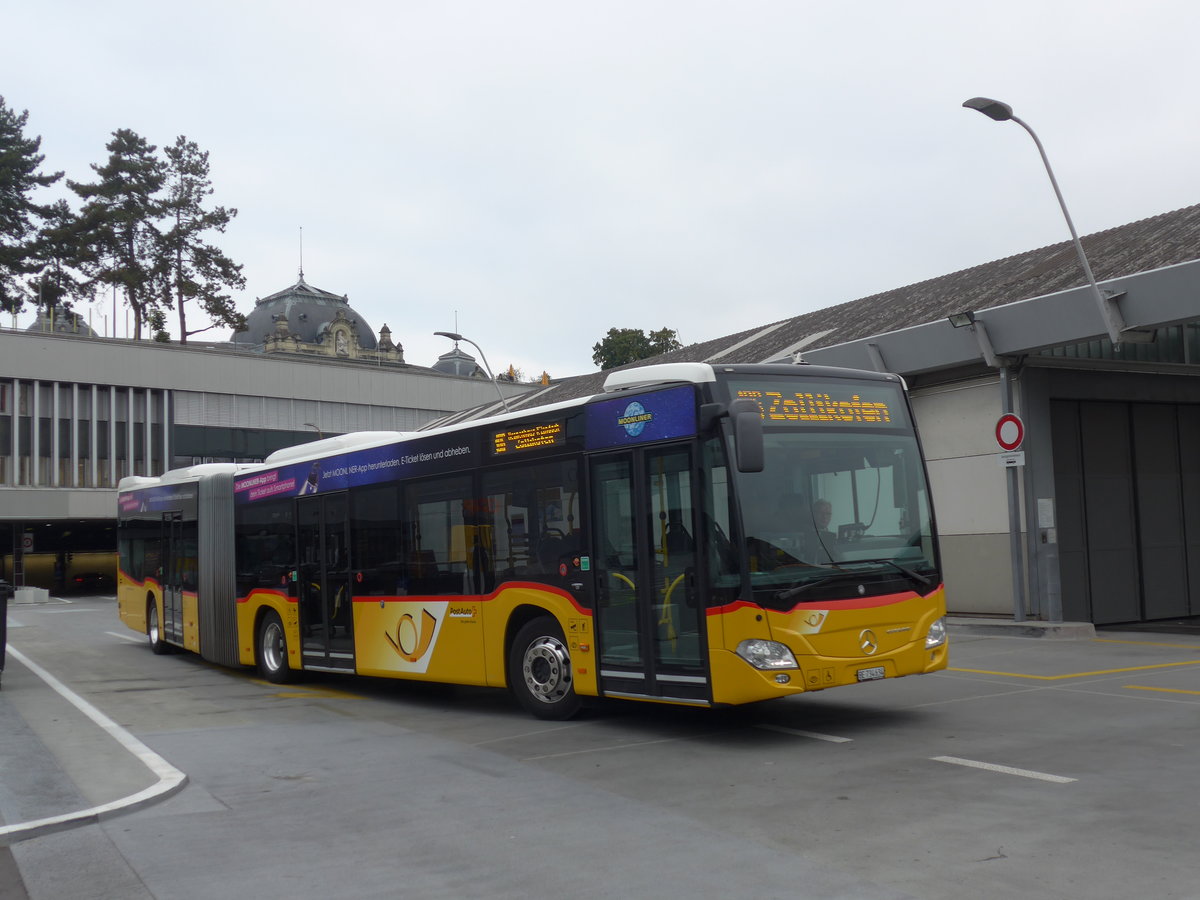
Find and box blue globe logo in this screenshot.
[620,401,650,437]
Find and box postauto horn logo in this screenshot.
[618,400,654,437]
[386,609,438,662]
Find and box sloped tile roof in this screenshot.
[421,202,1200,430]
[523,203,1200,408]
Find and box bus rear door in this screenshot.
[161,513,184,645]
[590,445,709,705]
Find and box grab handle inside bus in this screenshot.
[728,398,764,473]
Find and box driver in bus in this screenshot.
[809,498,841,561]
[812,499,836,543]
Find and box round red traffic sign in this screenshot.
[995,413,1024,451]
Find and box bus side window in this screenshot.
[234,498,295,596]
[350,484,402,596]
[481,459,581,585]
[403,474,473,596]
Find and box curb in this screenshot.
[0,645,188,847]
[947,617,1096,640]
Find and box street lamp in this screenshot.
[434,331,510,412]
[962,96,1131,348]
[946,309,1000,368]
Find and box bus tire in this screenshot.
[257,610,295,684]
[509,616,581,720]
[147,599,169,655]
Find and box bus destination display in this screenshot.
[492,421,565,455]
[731,381,901,427]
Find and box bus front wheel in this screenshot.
[147,599,169,655]
[508,617,581,720]
[257,611,296,684]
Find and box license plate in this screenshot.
[856,666,886,682]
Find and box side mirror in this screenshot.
[728,399,764,473]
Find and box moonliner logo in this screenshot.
[618,401,653,437]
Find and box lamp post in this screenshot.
[434,331,510,412]
[962,97,1128,348]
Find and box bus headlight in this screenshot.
[736,639,798,670]
[925,617,947,649]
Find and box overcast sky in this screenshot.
[6,1,1199,378]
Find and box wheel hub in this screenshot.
[522,636,571,703]
[263,622,284,671]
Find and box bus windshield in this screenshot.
[727,375,939,606]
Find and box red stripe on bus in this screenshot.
[707,585,944,617]
[348,580,591,615]
[707,599,762,616]
[782,585,944,613]
[236,588,291,603]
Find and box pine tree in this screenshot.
[0,96,63,315]
[28,199,89,322]
[156,136,246,342]
[69,129,165,340]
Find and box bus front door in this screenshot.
[161,513,184,645]
[296,493,355,672]
[590,446,709,705]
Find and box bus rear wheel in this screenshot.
[509,616,581,720]
[257,611,296,684]
[147,599,169,655]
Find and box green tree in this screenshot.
[28,199,90,321]
[591,326,682,370]
[648,327,683,356]
[155,136,246,342]
[0,96,63,315]
[69,129,166,340]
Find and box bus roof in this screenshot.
[118,463,242,493]
[121,361,903,494]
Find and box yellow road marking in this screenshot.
[949,659,1200,680]
[1124,685,1200,696]
[1094,638,1200,650]
[244,676,361,699]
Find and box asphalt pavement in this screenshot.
[3,597,1200,900]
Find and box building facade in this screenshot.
[0,326,528,590]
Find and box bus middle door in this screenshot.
[590,444,709,705]
[296,493,355,673]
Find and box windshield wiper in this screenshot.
[775,567,847,602]
[859,559,936,592]
[774,560,937,603]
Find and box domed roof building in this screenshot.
[26,310,100,337]
[431,343,486,378]
[230,272,403,364]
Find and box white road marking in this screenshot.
[473,723,588,746]
[0,644,189,845]
[40,607,100,614]
[522,732,726,761]
[756,724,853,743]
[106,631,145,644]
[932,755,1076,783]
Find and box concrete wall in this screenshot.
[910,376,1023,616]
[0,488,115,519]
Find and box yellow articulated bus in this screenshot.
[118,362,947,719]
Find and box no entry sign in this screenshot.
[995,413,1024,451]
